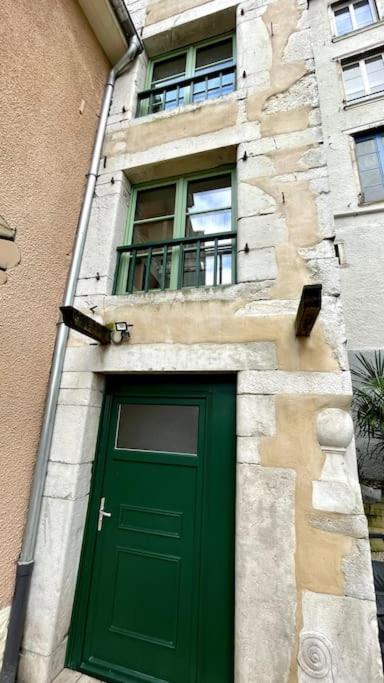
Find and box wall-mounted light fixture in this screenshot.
[111,321,133,344]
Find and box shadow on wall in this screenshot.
[0,215,20,284]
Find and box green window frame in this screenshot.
[114,167,237,294]
[137,33,236,117]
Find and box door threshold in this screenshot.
[53,669,106,683]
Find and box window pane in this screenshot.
[353,0,374,27]
[356,135,384,202]
[366,56,384,93]
[334,6,353,34]
[357,151,381,170]
[360,168,383,186]
[134,185,176,221]
[133,219,174,244]
[187,175,232,213]
[182,241,233,287]
[343,63,365,99]
[152,54,187,85]
[149,89,185,113]
[195,39,233,71]
[364,184,384,201]
[356,138,377,155]
[186,209,232,236]
[116,404,199,454]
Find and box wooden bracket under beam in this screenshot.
[60,305,111,345]
[295,284,322,337]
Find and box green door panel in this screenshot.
[67,376,235,683]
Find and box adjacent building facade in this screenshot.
[1,0,384,681]
[0,0,132,677]
[310,0,384,488]
[310,0,384,360]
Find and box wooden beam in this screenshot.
[60,306,111,345]
[295,284,322,337]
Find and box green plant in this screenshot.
[352,351,384,463]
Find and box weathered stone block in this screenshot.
[237,394,276,437]
[299,591,382,682]
[63,341,277,374]
[23,496,88,657]
[18,638,67,683]
[342,539,376,601]
[237,436,261,464]
[44,462,92,501]
[236,465,296,683]
[238,370,352,395]
[237,247,277,283]
[50,404,101,465]
[237,214,288,249]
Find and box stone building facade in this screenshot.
[6,0,384,681]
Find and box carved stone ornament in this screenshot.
[312,408,359,514]
[316,408,354,452]
[298,631,333,679]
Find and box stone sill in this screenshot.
[334,202,384,218]
[104,282,243,308]
[343,91,384,110]
[107,89,240,132]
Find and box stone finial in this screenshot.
[313,408,359,514]
[316,408,353,452]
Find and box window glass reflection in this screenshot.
[116,403,199,454]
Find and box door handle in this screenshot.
[97,496,112,531]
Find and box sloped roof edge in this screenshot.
[78,0,139,64]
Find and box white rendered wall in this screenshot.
[309,0,384,352]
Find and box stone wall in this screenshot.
[20,0,382,681]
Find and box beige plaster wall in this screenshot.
[0,0,109,608]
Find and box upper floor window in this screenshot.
[342,51,384,101]
[332,0,377,36]
[355,130,384,202]
[137,34,236,117]
[115,170,237,294]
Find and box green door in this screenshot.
[67,376,235,683]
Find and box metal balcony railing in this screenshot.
[115,231,237,294]
[136,63,236,116]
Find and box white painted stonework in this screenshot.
[309,0,384,355]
